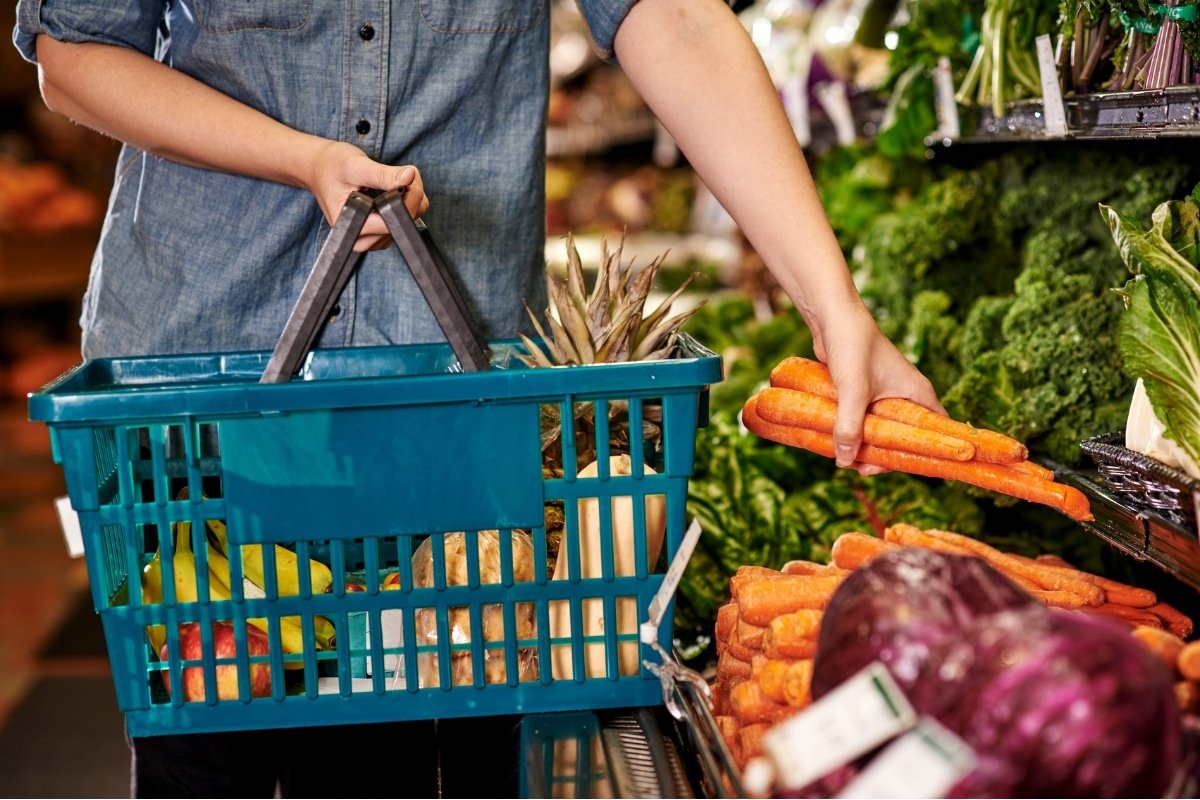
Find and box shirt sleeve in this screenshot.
[14,0,167,64]
[573,0,640,61]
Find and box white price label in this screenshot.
[1035,34,1069,137]
[55,495,84,558]
[641,518,703,645]
[763,662,917,790]
[837,717,976,799]
[934,57,961,140]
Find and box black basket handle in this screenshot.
[261,189,491,383]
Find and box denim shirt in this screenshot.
[14,0,636,359]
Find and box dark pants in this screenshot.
[130,716,521,798]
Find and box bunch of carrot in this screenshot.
[742,356,1093,521]
[830,525,1192,638]
[711,525,1196,768]
[711,561,846,770]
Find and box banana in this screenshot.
[207,517,335,597]
[202,519,337,653]
[141,548,167,656]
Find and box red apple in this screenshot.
[160,621,272,702]
[345,579,367,592]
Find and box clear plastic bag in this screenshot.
[412,530,538,687]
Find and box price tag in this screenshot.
[1035,34,1069,137]
[55,495,84,558]
[641,518,703,645]
[763,662,917,790]
[933,57,961,140]
[837,717,976,799]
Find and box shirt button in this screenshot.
[329,303,342,321]
[356,119,371,135]
[358,24,375,41]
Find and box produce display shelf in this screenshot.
[1054,463,1200,593]
[928,86,1200,145]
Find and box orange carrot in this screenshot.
[782,659,814,708]
[730,680,790,724]
[756,386,976,462]
[830,532,897,571]
[1150,602,1195,640]
[1015,554,1157,608]
[725,633,759,664]
[1131,626,1186,673]
[714,714,741,753]
[737,617,767,650]
[730,566,783,599]
[1175,681,1200,714]
[717,649,752,681]
[762,609,823,660]
[769,356,1028,464]
[736,573,845,626]
[738,722,772,764]
[914,527,1105,604]
[1010,460,1056,481]
[756,657,802,704]
[781,559,827,575]
[1030,590,1095,609]
[1178,641,1200,681]
[712,682,733,717]
[1082,603,1165,629]
[743,396,1091,521]
[716,603,738,654]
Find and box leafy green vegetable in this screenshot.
[1104,186,1200,471]
[876,65,939,160]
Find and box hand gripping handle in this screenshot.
[261,189,491,383]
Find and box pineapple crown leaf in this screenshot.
[517,332,556,368]
[547,274,596,363]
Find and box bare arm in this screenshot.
[614,0,943,468]
[33,35,425,247]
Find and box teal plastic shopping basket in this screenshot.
[28,189,722,737]
[29,330,720,737]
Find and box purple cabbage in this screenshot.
[811,548,1182,798]
[811,547,1035,699]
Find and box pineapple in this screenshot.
[519,232,705,473]
[521,233,704,574]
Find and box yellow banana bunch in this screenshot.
[141,548,167,656]
[207,517,335,597]
[201,518,336,652]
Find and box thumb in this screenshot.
[831,379,868,468]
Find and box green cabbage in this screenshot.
[1102,188,1200,471]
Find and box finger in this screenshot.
[831,375,869,469]
[854,462,889,477]
[397,168,428,220]
[351,213,393,252]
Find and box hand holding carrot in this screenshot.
[743,366,1092,521]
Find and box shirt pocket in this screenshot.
[418,0,544,33]
[193,0,313,33]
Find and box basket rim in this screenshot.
[29,334,723,425]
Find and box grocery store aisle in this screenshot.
[0,398,130,797]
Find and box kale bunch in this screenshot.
[855,162,1020,342]
[943,228,1130,465]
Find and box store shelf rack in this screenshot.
[1054,464,1200,593]
[928,86,1200,145]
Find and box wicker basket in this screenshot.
[1080,432,1200,530]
